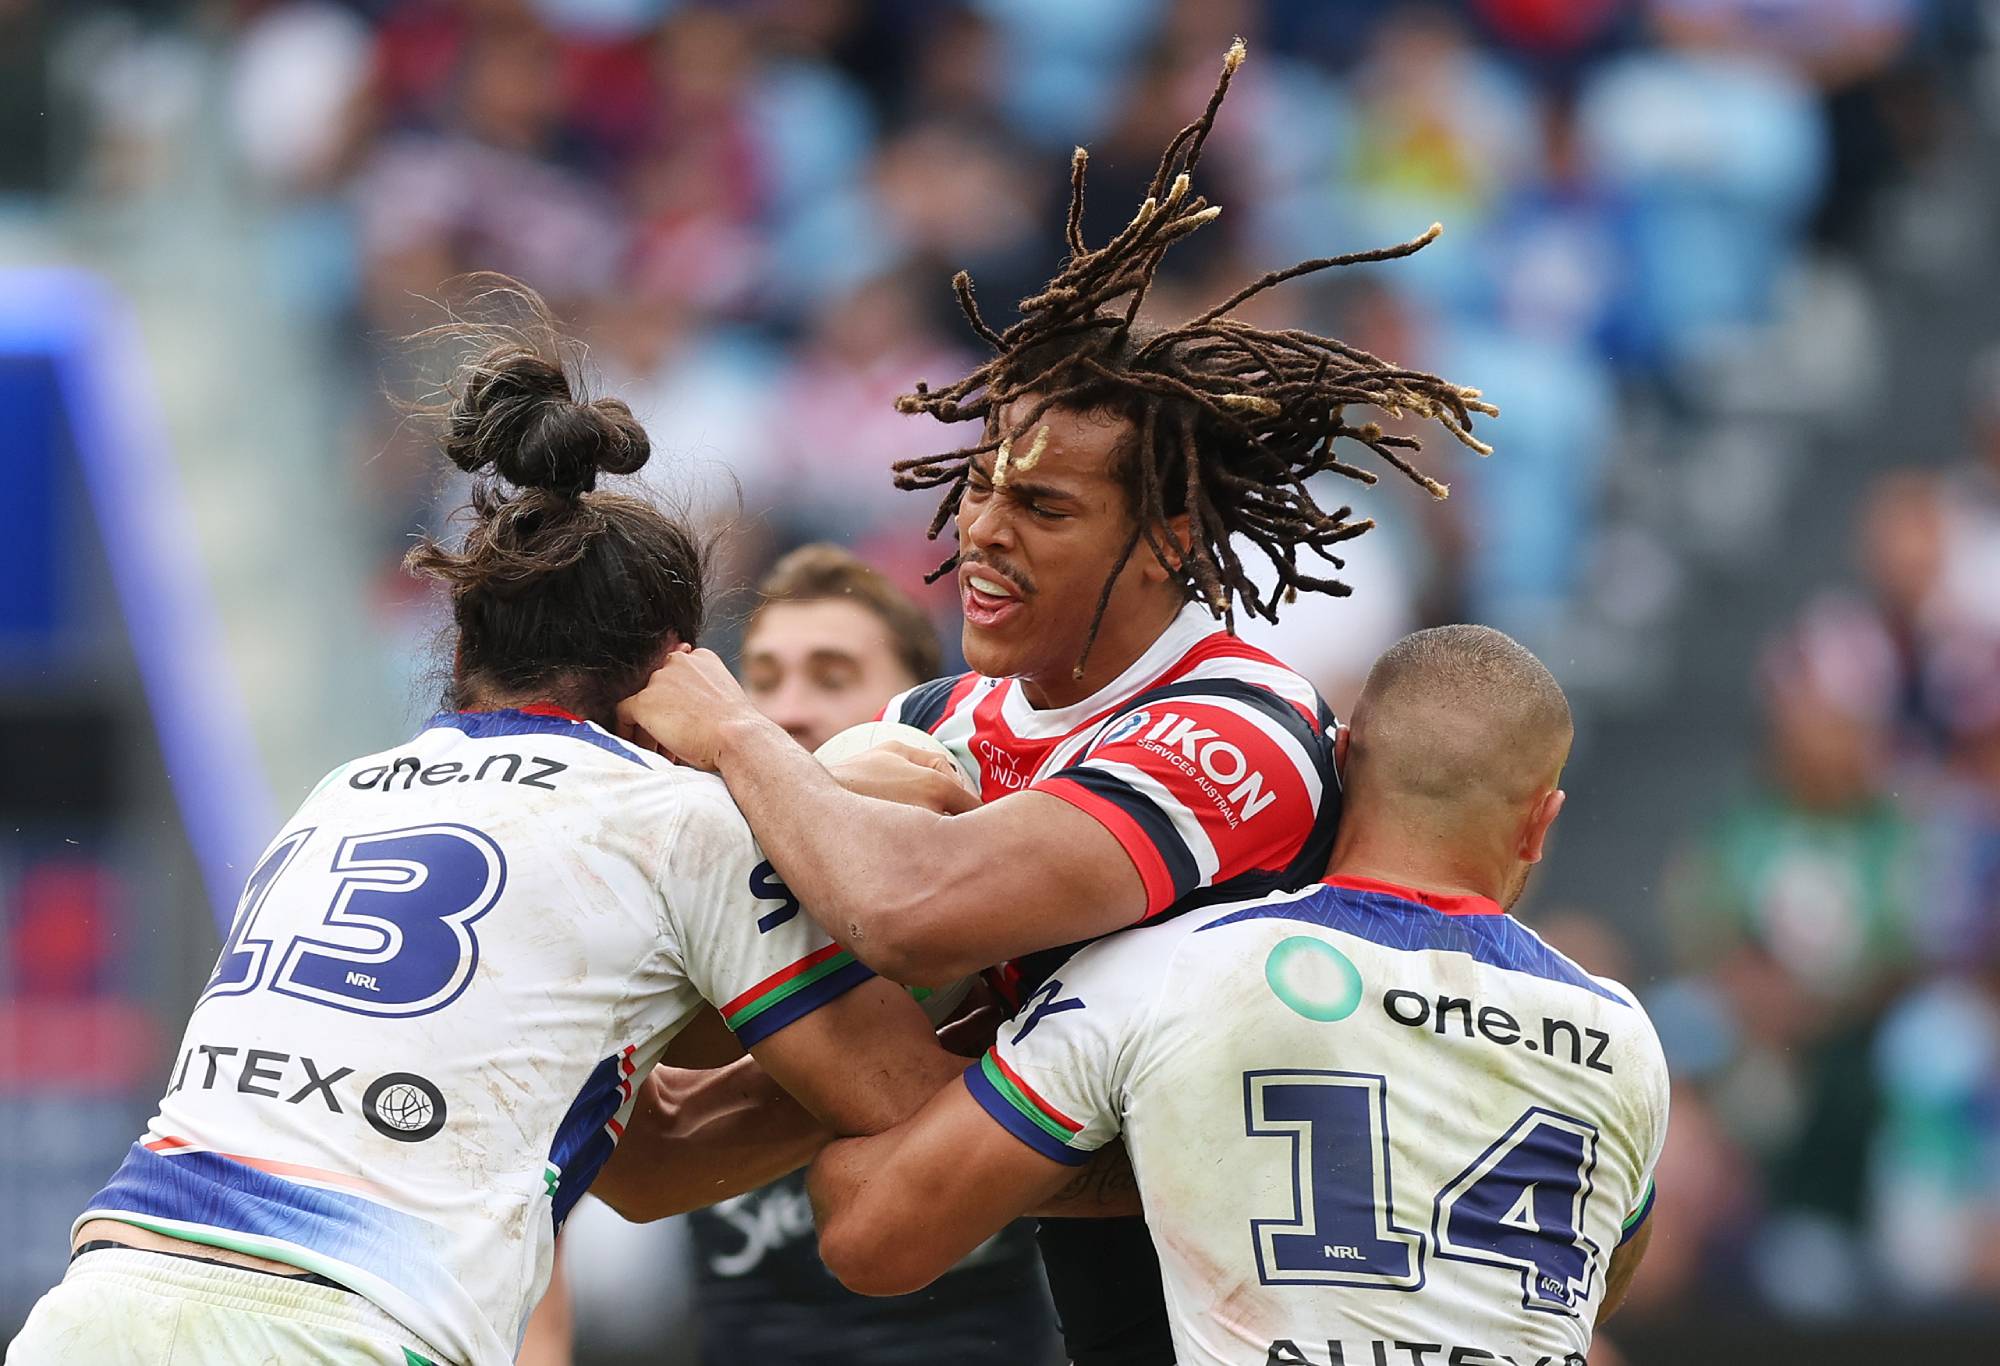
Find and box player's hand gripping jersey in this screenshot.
[883,603,1341,1362]
[969,876,1670,1366]
[76,708,874,1366]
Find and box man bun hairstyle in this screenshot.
[442,345,651,498]
[893,38,1495,677]
[405,277,708,726]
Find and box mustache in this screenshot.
[959,551,1036,598]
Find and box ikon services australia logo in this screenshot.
[1099,709,1151,746]
[1264,935,1364,1022]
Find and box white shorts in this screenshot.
[6,1247,452,1366]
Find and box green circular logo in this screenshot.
[1265,936,1364,1022]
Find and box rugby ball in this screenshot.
[812,721,979,1024]
[812,721,977,794]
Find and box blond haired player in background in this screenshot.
[705,546,1057,1366]
[807,626,1668,1366]
[738,544,944,752]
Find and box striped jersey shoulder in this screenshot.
[1149,631,1331,732]
[880,672,981,734]
[1085,636,1339,779]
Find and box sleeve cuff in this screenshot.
[724,946,877,1048]
[962,1053,1093,1167]
[1619,1180,1656,1246]
[1034,775,1179,919]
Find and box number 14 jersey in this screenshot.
[969,874,1670,1366]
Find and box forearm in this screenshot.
[807,1131,959,1297]
[590,1058,828,1221]
[807,1083,1084,1297]
[712,715,974,979]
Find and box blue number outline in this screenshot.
[1244,1069,1427,1291]
[1432,1106,1603,1317]
[269,822,506,1018]
[199,827,315,1005]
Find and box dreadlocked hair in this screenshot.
[892,37,1497,679]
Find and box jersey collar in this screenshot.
[997,602,1224,739]
[423,705,654,766]
[1322,872,1504,917]
[458,702,585,722]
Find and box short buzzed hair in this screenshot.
[748,544,943,684]
[1349,625,1573,817]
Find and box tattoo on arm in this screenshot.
[1035,1142,1141,1218]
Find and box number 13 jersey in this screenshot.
[77,707,875,1366]
[967,874,1670,1366]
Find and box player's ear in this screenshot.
[1333,723,1351,774]
[644,635,691,673]
[1142,514,1193,582]
[1520,788,1566,864]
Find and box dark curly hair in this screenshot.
[892,39,1495,675]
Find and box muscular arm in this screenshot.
[807,1073,1131,1297]
[706,709,1143,983]
[592,978,965,1222]
[622,649,1324,986]
[591,1055,824,1221]
[1600,1216,1652,1321]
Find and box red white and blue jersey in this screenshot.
[75,708,874,1366]
[882,603,1342,1363]
[968,876,1670,1366]
[883,603,1341,980]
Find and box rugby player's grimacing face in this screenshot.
[957,399,1187,704]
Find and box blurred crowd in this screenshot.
[10,0,2000,1333]
[25,0,1975,694]
[1636,399,2000,1320]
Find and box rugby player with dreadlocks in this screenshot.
[615,40,1493,1366]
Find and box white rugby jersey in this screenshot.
[967,874,1669,1366]
[77,707,874,1366]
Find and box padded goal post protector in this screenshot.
[0,268,277,933]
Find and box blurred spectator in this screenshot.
[1672,606,1917,1014]
[1939,350,2000,636]
[1470,0,1635,78]
[1661,605,1921,1306]
[1855,473,1958,757]
[1342,5,1542,305]
[1838,471,2000,764]
[1578,5,1828,372]
[867,118,1046,336]
[1916,634,2000,967]
[354,17,624,327]
[227,1,374,195]
[762,268,979,617]
[1870,955,2000,1302]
